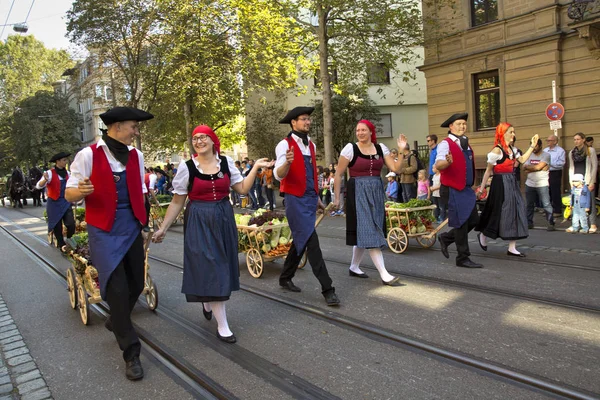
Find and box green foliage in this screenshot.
[10,91,82,166]
[309,90,382,160]
[155,194,173,203]
[245,94,288,159]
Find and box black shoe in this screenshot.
[547,224,555,232]
[280,281,301,292]
[216,331,237,344]
[382,276,404,287]
[104,317,113,332]
[324,291,340,306]
[202,303,213,321]
[456,259,483,268]
[349,270,369,278]
[125,356,144,380]
[476,233,487,251]
[506,251,526,258]
[439,237,449,259]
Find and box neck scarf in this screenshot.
[571,146,587,163]
[102,134,130,166]
[458,135,469,151]
[292,131,309,146]
[54,166,67,179]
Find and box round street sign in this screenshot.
[545,102,565,120]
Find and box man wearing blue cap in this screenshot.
[66,106,153,380]
[274,106,340,306]
[435,113,483,268]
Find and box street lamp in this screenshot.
[12,23,28,33]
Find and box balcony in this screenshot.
[568,0,600,58]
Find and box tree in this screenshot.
[309,90,382,162]
[11,91,82,166]
[245,94,289,159]
[279,0,423,165]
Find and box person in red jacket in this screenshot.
[66,106,153,381]
[434,113,483,268]
[36,152,74,252]
[274,106,339,306]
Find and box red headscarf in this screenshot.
[192,125,220,155]
[494,122,512,153]
[358,119,377,144]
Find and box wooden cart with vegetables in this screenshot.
[149,199,184,229]
[66,231,159,325]
[385,199,441,254]
[235,206,331,278]
[46,206,87,248]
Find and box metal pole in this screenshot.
[552,80,558,136]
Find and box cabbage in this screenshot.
[279,237,289,245]
[261,244,271,253]
[270,239,278,248]
[281,226,291,238]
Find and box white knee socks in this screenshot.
[369,248,395,282]
[210,301,232,337]
[349,246,366,274]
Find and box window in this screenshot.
[105,86,113,102]
[367,63,390,85]
[95,84,104,98]
[313,68,338,87]
[473,70,500,131]
[376,114,393,138]
[471,0,498,27]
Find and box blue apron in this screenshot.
[87,171,141,299]
[447,147,476,228]
[46,178,71,232]
[286,155,318,255]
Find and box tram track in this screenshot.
[3,208,600,398]
[0,218,342,400]
[149,254,600,400]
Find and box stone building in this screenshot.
[419,0,600,169]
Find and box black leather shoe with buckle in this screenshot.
[125,356,144,381]
[280,281,301,292]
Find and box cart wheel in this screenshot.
[387,228,408,254]
[298,251,307,269]
[77,283,89,325]
[66,268,77,309]
[246,248,264,278]
[417,234,436,248]
[145,274,158,311]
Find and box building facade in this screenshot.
[420,0,600,168]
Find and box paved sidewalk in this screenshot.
[0,294,52,400]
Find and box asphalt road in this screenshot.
[0,203,599,399]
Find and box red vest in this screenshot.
[280,137,319,197]
[47,168,68,200]
[144,172,150,191]
[440,137,475,191]
[85,144,147,231]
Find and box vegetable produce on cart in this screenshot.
[385,199,446,253]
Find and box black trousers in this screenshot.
[52,207,75,247]
[279,231,334,294]
[549,170,563,214]
[440,206,479,263]
[105,233,145,362]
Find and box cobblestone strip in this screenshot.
[0,294,53,400]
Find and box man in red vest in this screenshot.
[66,106,153,380]
[36,151,74,252]
[274,106,340,306]
[434,113,483,268]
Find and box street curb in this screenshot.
[0,294,53,400]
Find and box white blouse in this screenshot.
[171,155,243,195]
[340,142,390,161]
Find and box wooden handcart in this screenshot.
[66,231,159,325]
[149,200,184,229]
[238,205,332,278]
[385,205,447,254]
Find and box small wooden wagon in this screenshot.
[385,205,446,254]
[149,201,184,229]
[66,231,158,325]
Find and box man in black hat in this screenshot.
[36,152,74,252]
[434,113,483,268]
[274,106,340,306]
[66,106,153,380]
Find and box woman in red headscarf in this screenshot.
[153,125,273,343]
[332,120,405,286]
[475,123,538,257]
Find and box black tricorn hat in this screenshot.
[99,106,154,126]
[441,113,468,128]
[279,106,315,124]
[49,152,71,163]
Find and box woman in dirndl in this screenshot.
[476,123,539,257]
[333,120,404,286]
[153,125,273,343]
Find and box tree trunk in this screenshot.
[317,5,333,165]
[184,93,193,156]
